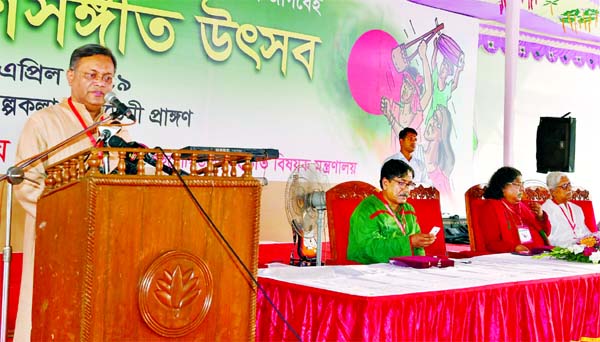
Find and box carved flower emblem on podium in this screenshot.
[139,250,213,337]
[155,265,201,316]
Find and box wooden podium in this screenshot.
[31,147,265,340]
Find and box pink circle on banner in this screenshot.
[347,30,401,115]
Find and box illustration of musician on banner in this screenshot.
[346,20,464,203]
[379,23,440,137]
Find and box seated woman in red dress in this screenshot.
[481,166,551,253]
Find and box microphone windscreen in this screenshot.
[104,91,117,104]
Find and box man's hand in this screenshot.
[410,233,436,248]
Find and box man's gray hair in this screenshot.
[546,171,567,189]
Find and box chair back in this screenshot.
[522,186,551,203]
[464,184,489,253]
[325,181,378,265]
[407,185,447,256]
[571,187,597,232]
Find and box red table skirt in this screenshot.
[256,274,600,341]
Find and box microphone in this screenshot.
[97,123,121,146]
[94,129,111,147]
[106,135,183,175]
[104,92,136,121]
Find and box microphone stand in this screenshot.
[97,130,112,174]
[0,113,125,342]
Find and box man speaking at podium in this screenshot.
[12,44,127,341]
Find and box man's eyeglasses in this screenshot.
[390,178,416,189]
[556,182,571,190]
[508,182,524,188]
[77,71,114,84]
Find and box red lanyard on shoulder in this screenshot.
[385,204,406,235]
[68,97,98,146]
[558,202,576,232]
[376,192,407,234]
[502,199,524,226]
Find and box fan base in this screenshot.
[289,257,320,267]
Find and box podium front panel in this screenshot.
[32,175,261,341]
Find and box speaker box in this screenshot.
[536,117,576,173]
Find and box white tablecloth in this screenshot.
[258,253,600,297]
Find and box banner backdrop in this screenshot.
[1,0,478,217]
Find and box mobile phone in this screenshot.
[429,226,441,236]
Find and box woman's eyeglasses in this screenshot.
[508,182,524,189]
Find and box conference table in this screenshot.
[256,253,600,341]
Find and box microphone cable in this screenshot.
[156,147,302,342]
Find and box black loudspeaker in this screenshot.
[536,117,576,173]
